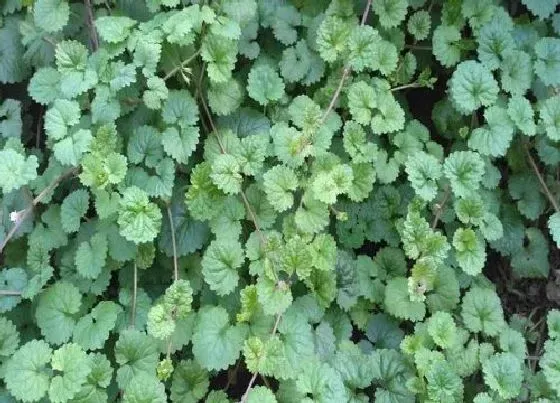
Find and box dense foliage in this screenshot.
[1,0,560,401]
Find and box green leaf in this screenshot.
[427,311,457,349]
[35,282,82,345]
[210,153,243,195]
[539,95,560,141]
[449,61,498,115]
[541,339,560,396]
[425,361,463,402]
[432,25,463,68]
[534,37,560,87]
[60,189,89,233]
[122,373,167,403]
[247,64,285,106]
[256,275,292,316]
[384,277,426,322]
[192,306,247,371]
[349,26,381,73]
[28,68,62,105]
[117,186,162,244]
[468,106,514,157]
[71,353,113,402]
[482,352,522,399]
[75,233,108,279]
[405,151,442,202]
[49,343,91,403]
[521,0,560,19]
[461,287,504,336]
[143,77,168,110]
[53,129,93,166]
[4,340,52,403]
[115,329,159,389]
[95,16,137,43]
[0,316,19,358]
[201,237,244,296]
[73,301,122,351]
[372,0,408,28]
[549,212,560,248]
[263,165,298,212]
[127,125,164,168]
[507,96,536,136]
[408,10,431,41]
[453,228,486,276]
[208,79,243,116]
[201,33,237,83]
[170,359,209,403]
[443,151,485,198]
[34,0,69,33]
[0,149,38,193]
[247,386,277,403]
[510,228,549,278]
[0,99,22,138]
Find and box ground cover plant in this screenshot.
[1,0,560,401]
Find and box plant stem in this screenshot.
[240,313,282,403]
[163,49,201,81]
[526,145,560,212]
[391,82,422,92]
[0,290,22,296]
[315,0,372,139]
[84,0,99,51]
[0,168,78,255]
[166,205,179,282]
[131,262,138,328]
[405,44,432,51]
[431,186,451,229]
[197,66,267,248]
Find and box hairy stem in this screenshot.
[391,82,422,92]
[166,205,179,282]
[240,313,282,402]
[0,168,78,255]
[526,146,560,213]
[163,49,201,81]
[319,0,373,125]
[84,0,99,51]
[431,186,451,229]
[197,67,267,248]
[131,262,138,328]
[0,290,22,296]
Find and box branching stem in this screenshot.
[391,82,422,92]
[166,204,179,282]
[131,262,138,328]
[431,186,451,229]
[240,313,282,403]
[0,290,22,296]
[84,0,99,51]
[163,49,201,81]
[526,145,560,213]
[0,168,78,255]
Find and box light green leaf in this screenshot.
[35,282,82,345]
[0,149,38,193]
[4,340,52,403]
[192,306,248,371]
[117,186,162,244]
[49,343,91,403]
[247,64,285,106]
[34,0,69,33]
[75,233,108,279]
[60,189,89,233]
[201,237,244,296]
[115,329,159,389]
[73,301,122,351]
